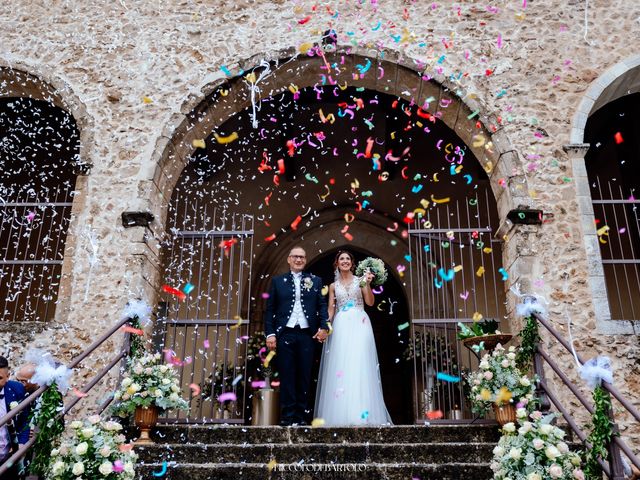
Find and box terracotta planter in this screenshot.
[494,404,517,426]
[134,405,159,444]
[462,333,513,353]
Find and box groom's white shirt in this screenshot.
[286,271,310,329]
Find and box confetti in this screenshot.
[152,461,168,477]
[436,372,460,383]
[214,132,239,144]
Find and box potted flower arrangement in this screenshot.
[457,318,513,352]
[46,415,137,479]
[491,408,584,480]
[355,257,388,287]
[467,344,536,425]
[111,351,189,443]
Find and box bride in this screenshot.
[314,250,393,425]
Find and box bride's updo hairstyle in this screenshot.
[333,250,355,273]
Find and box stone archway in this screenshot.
[150,47,528,424]
[566,55,640,334]
[0,65,92,331]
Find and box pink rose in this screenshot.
[549,464,563,478]
[484,371,494,380]
[573,469,585,480]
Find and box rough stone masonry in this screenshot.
[0,0,638,450]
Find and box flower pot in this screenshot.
[462,333,513,353]
[494,404,517,426]
[134,405,159,444]
[251,388,280,426]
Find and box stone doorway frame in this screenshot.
[565,55,640,335]
[145,44,531,326]
[0,62,93,330]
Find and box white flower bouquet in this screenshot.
[111,351,189,417]
[491,409,584,480]
[46,415,137,480]
[467,345,536,415]
[355,257,388,287]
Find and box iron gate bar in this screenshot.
[161,202,254,423]
[0,260,63,265]
[408,190,506,423]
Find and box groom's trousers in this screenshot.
[277,326,314,425]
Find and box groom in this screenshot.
[264,246,329,426]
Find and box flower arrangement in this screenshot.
[467,345,536,415]
[111,352,189,417]
[46,415,137,480]
[491,409,584,480]
[245,331,278,383]
[302,276,314,292]
[355,257,388,287]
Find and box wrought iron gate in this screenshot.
[408,190,506,422]
[157,209,254,423]
[0,187,75,323]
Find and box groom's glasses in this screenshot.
[289,255,306,260]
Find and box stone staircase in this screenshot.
[136,424,500,479]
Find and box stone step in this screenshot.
[151,424,501,445]
[136,442,496,465]
[137,462,494,480]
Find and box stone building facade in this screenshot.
[1,0,639,448]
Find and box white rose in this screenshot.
[145,367,153,374]
[502,422,516,433]
[131,383,141,392]
[518,422,532,434]
[72,462,85,475]
[554,428,566,439]
[122,393,131,400]
[516,408,527,418]
[507,352,516,360]
[159,365,169,373]
[122,378,132,387]
[81,427,95,438]
[171,385,179,393]
[98,461,114,476]
[52,461,66,475]
[520,377,531,387]
[501,359,510,368]
[508,447,522,460]
[59,445,69,455]
[162,378,171,385]
[479,361,490,370]
[527,473,542,480]
[540,424,554,435]
[532,438,544,450]
[75,442,89,455]
[484,371,494,380]
[493,445,504,457]
[549,464,564,478]
[545,445,561,460]
[133,365,143,374]
[557,441,569,454]
[87,414,101,424]
[169,392,180,402]
[104,421,123,431]
[9,401,19,410]
[99,446,111,457]
[124,462,135,474]
[70,420,83,429]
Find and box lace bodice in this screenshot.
[335,276,364,311]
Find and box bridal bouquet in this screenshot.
[111,351,189,417]
[491,409,584,480]
[355,257,388,287]
[46,415,137,479]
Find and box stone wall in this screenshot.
[1,0,638,450]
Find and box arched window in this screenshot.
[0,96,80,323]
[584,92,640,321]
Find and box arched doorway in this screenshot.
[0,92,81,325]
[153,53,510,424]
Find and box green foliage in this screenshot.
[584,385,615,480]
[127,316,145,360]
[457,319,499,340]
[516,315,540,371]
[29,382,65,477]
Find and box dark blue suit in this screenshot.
[264,272,329,424]
[3,381,30,445]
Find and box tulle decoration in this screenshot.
[31,361,72,394]
[122,299,152,326]
[510,283,547,317]
[579,356,613,390]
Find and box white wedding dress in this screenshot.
[314,276,393,425]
